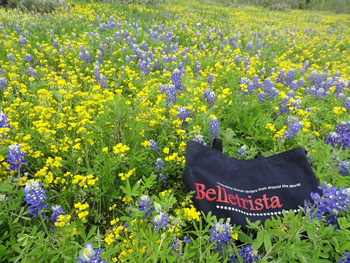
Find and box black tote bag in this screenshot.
[182,139,321,231]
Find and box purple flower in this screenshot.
[97,50,103,63]
[338,252,350,263]
[171,68,183,92]
[325,122,350,149]
[76,243,107,263]
[23,180,49,218]
[283,117,303,140]
[209,222,233,251]
[0,78,8,88]
[300,61,309,73]
[203,88,216,106]
[236,145,247,158]
[193,134,205,145]
[276,69,285,84]
[100,75,107,89]
[50,205,65,222]
[306,182,350,227]
[208,117,220,140]
[152,212,169,231]
[343,98,350,110]
[149,140,160,151]
[24,54,32,63]
[230,244,262,262]
[19,35,27,45]
[338,160,349,176]
[155,158,165,171]
[0,111,11,129]
[138,195,155,218]
[29,67,36,77]
[208,73,214,85]
[6,144,28,172]
[85,51,91,64]
[176,107,190,124]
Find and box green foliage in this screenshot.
[0,0,67,13]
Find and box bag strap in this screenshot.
[212,138,223,152]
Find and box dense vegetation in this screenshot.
[0,0,350,262]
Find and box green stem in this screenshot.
[40,214,50,237]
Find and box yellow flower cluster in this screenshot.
[74,202,89,222]
[184,205,201,222]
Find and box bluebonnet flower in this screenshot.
[152,212,169,231]
[19,35,27,45]
[260,67,266,75]
[138,195,155,218]
[230,245,262,262]
[0,194,8,202]
[193,134,205,145]
[0,68,3,75]
[300,61,309,73]
[246,42,252,51]
[338,252,350,263]
[208,73,214,85]
[24,54,32,63]
[85,51,91,64]
[208,117,220,140]
[177,107,190,124]
[285,68,295,86]
[195,61,200,74]
[0,111,11,129]
[262,78,278,100]
[284,117,302,140]
[276,69,285,84]
[28,67,36,77]
[209,222,233,251]
[236,145,247,158]
[53,39,59,49]
[94,65,100,82]
[171,68,183,92]
[305,182,350,228]
[257,91,265,103]
[79,52,85,61]
[0,77,9,88]
[343,97,350,110]
[99,75,107,89]
[76,243,107,263]
[338,160,349,176]
[203,88,216,106]
[325,121,350,149]
[6,144,28,172]
[149,140,160,151]
[50,205,65,222]
[325,132,341,148]
[97,50,103,63]
[155,158,165,171]
[23,180,49,218]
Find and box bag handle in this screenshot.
[212,138,223,152]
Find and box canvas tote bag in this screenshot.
[182,139,321,231]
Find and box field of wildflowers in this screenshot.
[1,1,350,262]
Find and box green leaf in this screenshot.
[264,232,272,252]
[101,248,120,259]
[252,230,264,250]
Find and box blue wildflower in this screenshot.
[176,106,190,124]
[24,54,32,63]
[230,244,262,262]
[193,134,205,145]
[338,160,349,176]
[23,180,49,218]
[100,75,107,89]
[6,144,28,172]
[343,98,350,110]
[76,243,107,263]
[203,88,216,106]
[171,68,183,92]
[305,182,350,228]
[208,73,214,85]
[0,77,8,88]
[138,195,155,218]
[283,117,303,140]
[208,117,220,140]
[0,111,11,129]
[338,252,350,263]
[149,140,160,151]
[209,222,233,251]
[29,67,36,77]
[50,205,65,222]
[152,212,169,231]
[236,145,247,159]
